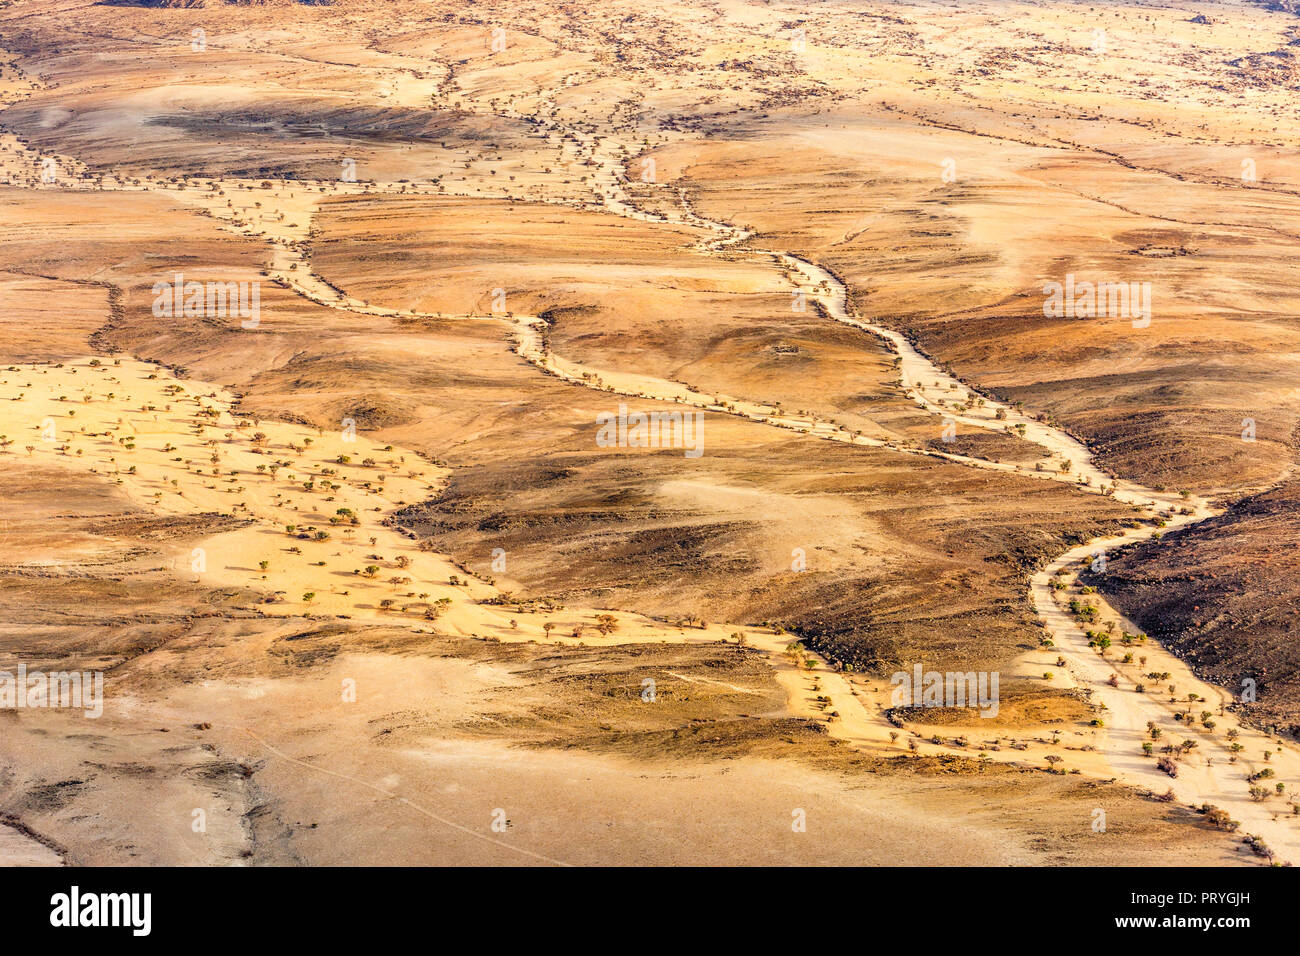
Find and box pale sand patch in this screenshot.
[0,357,749,647]
[0,822,63,866]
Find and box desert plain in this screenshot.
[0,0,1297,867]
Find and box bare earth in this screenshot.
[0,0,1296,866]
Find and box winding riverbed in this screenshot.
[8,113,1295,861]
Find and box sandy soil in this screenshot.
[1,0,1295,866]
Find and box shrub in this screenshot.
[1199,805,1237,831]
